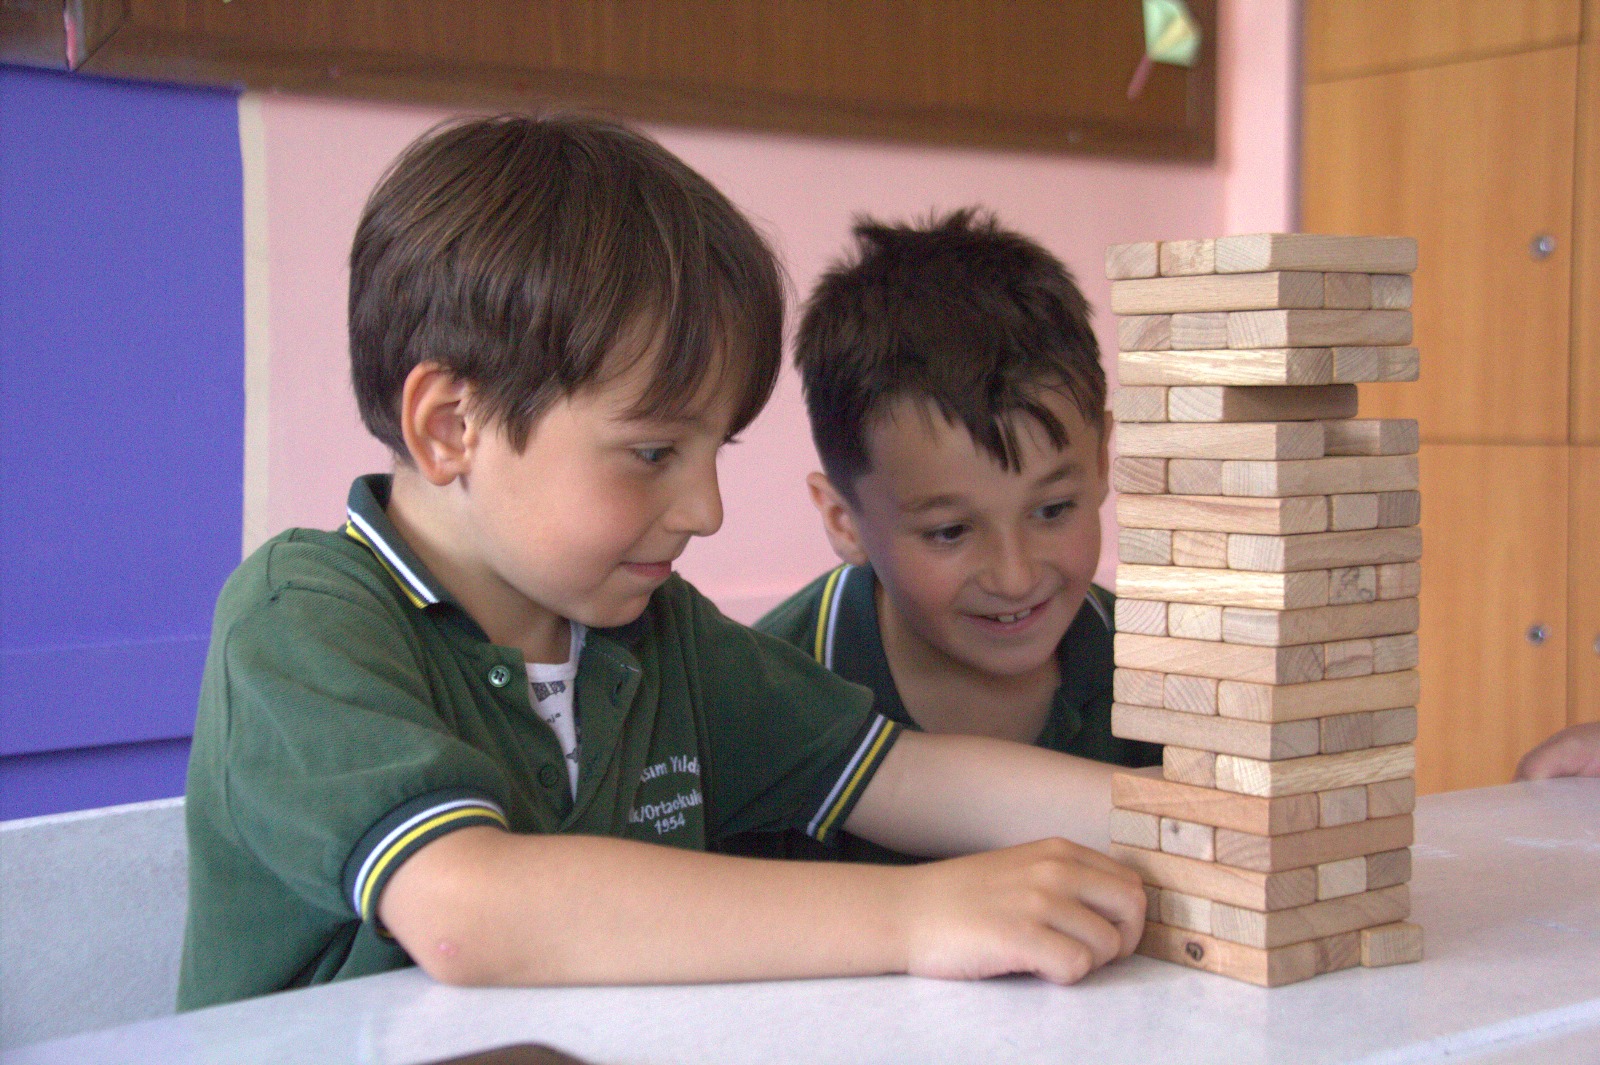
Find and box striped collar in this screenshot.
[342,474,451,610]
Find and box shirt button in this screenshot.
[537,765,562,789]
[488,665,511,688]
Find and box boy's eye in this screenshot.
[922,524,968,545]
[1037,499,1076,521]
[633,445,675,465]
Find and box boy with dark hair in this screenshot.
[746,210,1160,861]
[180,119,1145,1010]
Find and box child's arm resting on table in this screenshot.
[379,732,1143,989]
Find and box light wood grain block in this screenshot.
[1372,707,1418,746]
[1115,634,1325,685]
[1110,845,1317,911]
[1119,528,1172,565]
[1114,704,1321,760]
[1160,890,1213,933]
[1323,418,1420,456]
[1112,768,1321,835]
[1222,454,1419,497]
[1366,778,1416,819]
[1375,562,1421,600]
[1161,818,1216,861]
[1107,241,1159,280]
[1167,603,1224,641]
[1111,272,1325,316]
[1119,348,1335,386]
[1331,493,1380,530]
[1164,673,1219,714]
[1366,848,1413,889]
[1117,494,1330,535]
[1138,923,1360,987]
[1227,528,1423,572]
[1360,921,1423,967]
[1112,386,1168,422]
[1376,491,1421,528]
[1329,565,1379,605]
[1218,670,1420,722]
[1159,238,1217,276]
[1117,565,1331,610]
[1215,814,1414,873]
[1171,312,1231,349]
[1116,597,1168,636]
[1168,459,1226,495]
[1110,808,1162,849]
[1372,633,1419,673]
[1143,884,1161,918]
[1119,314,1172,351]
[1324,638,1375,679]
[1214,234,1418,275]
[1117,422,1326,461]
[1164,746,1217,787]
[1114,667,1166,707]
[1216,744,1415,798]
[1167,385,1359,423]
[1369,275,1413,310]
[1229,309,1412,349]
[1212,885,1407,950]
[1319,785,1369,827]
[1331,346,1420,383]
[1172,530,1229,568]
[1321,711,1377,754]
[1322,272,1373,309]
[1220,599,1420,648]
[1112,456,1167,493]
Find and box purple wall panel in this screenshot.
[0,67,243,816]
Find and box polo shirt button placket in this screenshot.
[537,764,562,790]
[488,665,511,688]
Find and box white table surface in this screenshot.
[7,779,1597,1065]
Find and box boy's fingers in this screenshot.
[1040,897,1127,970]
[1018,926,1100,986]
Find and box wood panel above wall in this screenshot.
[3,0,1216,159]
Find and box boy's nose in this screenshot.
[983,532,1038,601]
[670,460,724,537]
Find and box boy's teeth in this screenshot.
[993,607,1032,623]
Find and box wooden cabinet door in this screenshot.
[1303,47,1578,445]
[1416,445,1569,792]
[1573,0,1600,444]
[1305,0,1581,79]
[1572,447,1600,724]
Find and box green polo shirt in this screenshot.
[179,476,900,1010]
[726,563,1161,862]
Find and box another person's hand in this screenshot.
[1515,722,1600,781]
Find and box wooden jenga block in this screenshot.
[1119,314,1172,351]
[1167,459,1226,495]
[1112,386,1169,422]
[1114,667,1166,707]
[1320,711,1377,754]
[1160,238,1217,276]
[1222,455,1419,497]
[1330,493,1380,530]
[1112,456,1167,493]
[1369,275,1413,309]
[1218,670,1420,722]
[1107,241,1159,279]
[1229,309,1412,349]
[1227,528,1423,571]
[1119,528,1172,565]
[1210,885,1408,950]
[1322,272,1372,309]
[1161,818,1217,860]
[1329,565,1379,604]
[1117,565,1331,610]
[1361,922,1423,967]
[1164,746,1218,787]
[1214,814,1414,873]
[1117,494,1330,536]
[1332,346,1420,383]
[1167,385,1358,423]
[1167,603,1224,640]
[1323,419,1420,456]
[1372,633,1420,673]
[1366,848,1413,888]
[1164,673,1219,714]
[1115,634,1324,685]
[1317,857,1369,900]
[1160,889,1213,932]
[1110,808,1162,849]
[1220,599,1419,648]
[1215,234,1417,275]
[1111,272,1325,316]
[1116,597,1168,636]
[1372,707,1418,746]
[1119,348,1334,386]
[1115,704,1321,760]
[1216,744,1415,798]
[1109,845,1317,911]
[1172,530,1229,568]
[1117,422,1326,461]
[1170,312,1230,349]
[1113,768,1321,835]
[1318,785,1369,827]
[1366,778,1417,818]
[1376,491,1421,528]
[1375,562,1421,600]
[1324,639,1375,678]
[1137,923,1359,987]
[1143,884,1162,917]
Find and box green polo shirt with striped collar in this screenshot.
[179,475,900,1010]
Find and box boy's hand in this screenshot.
[901,838,1147,984]
[1515,722,1600,780]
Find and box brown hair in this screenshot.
[349,114,784,454]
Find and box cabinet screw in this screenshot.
[1526,623,1550,646]
[1530,234,1556,260]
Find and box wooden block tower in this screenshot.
[1103,234,1425,987]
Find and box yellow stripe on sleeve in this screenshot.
[813,720,899,842]
[357,805,508,919]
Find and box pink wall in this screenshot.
[247,0,1298,624]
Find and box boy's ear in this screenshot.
[806,472,870,567]
[400,362,476,486]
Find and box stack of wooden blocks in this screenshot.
[1103,233,1426,987]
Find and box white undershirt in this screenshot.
[527,623,586,797]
